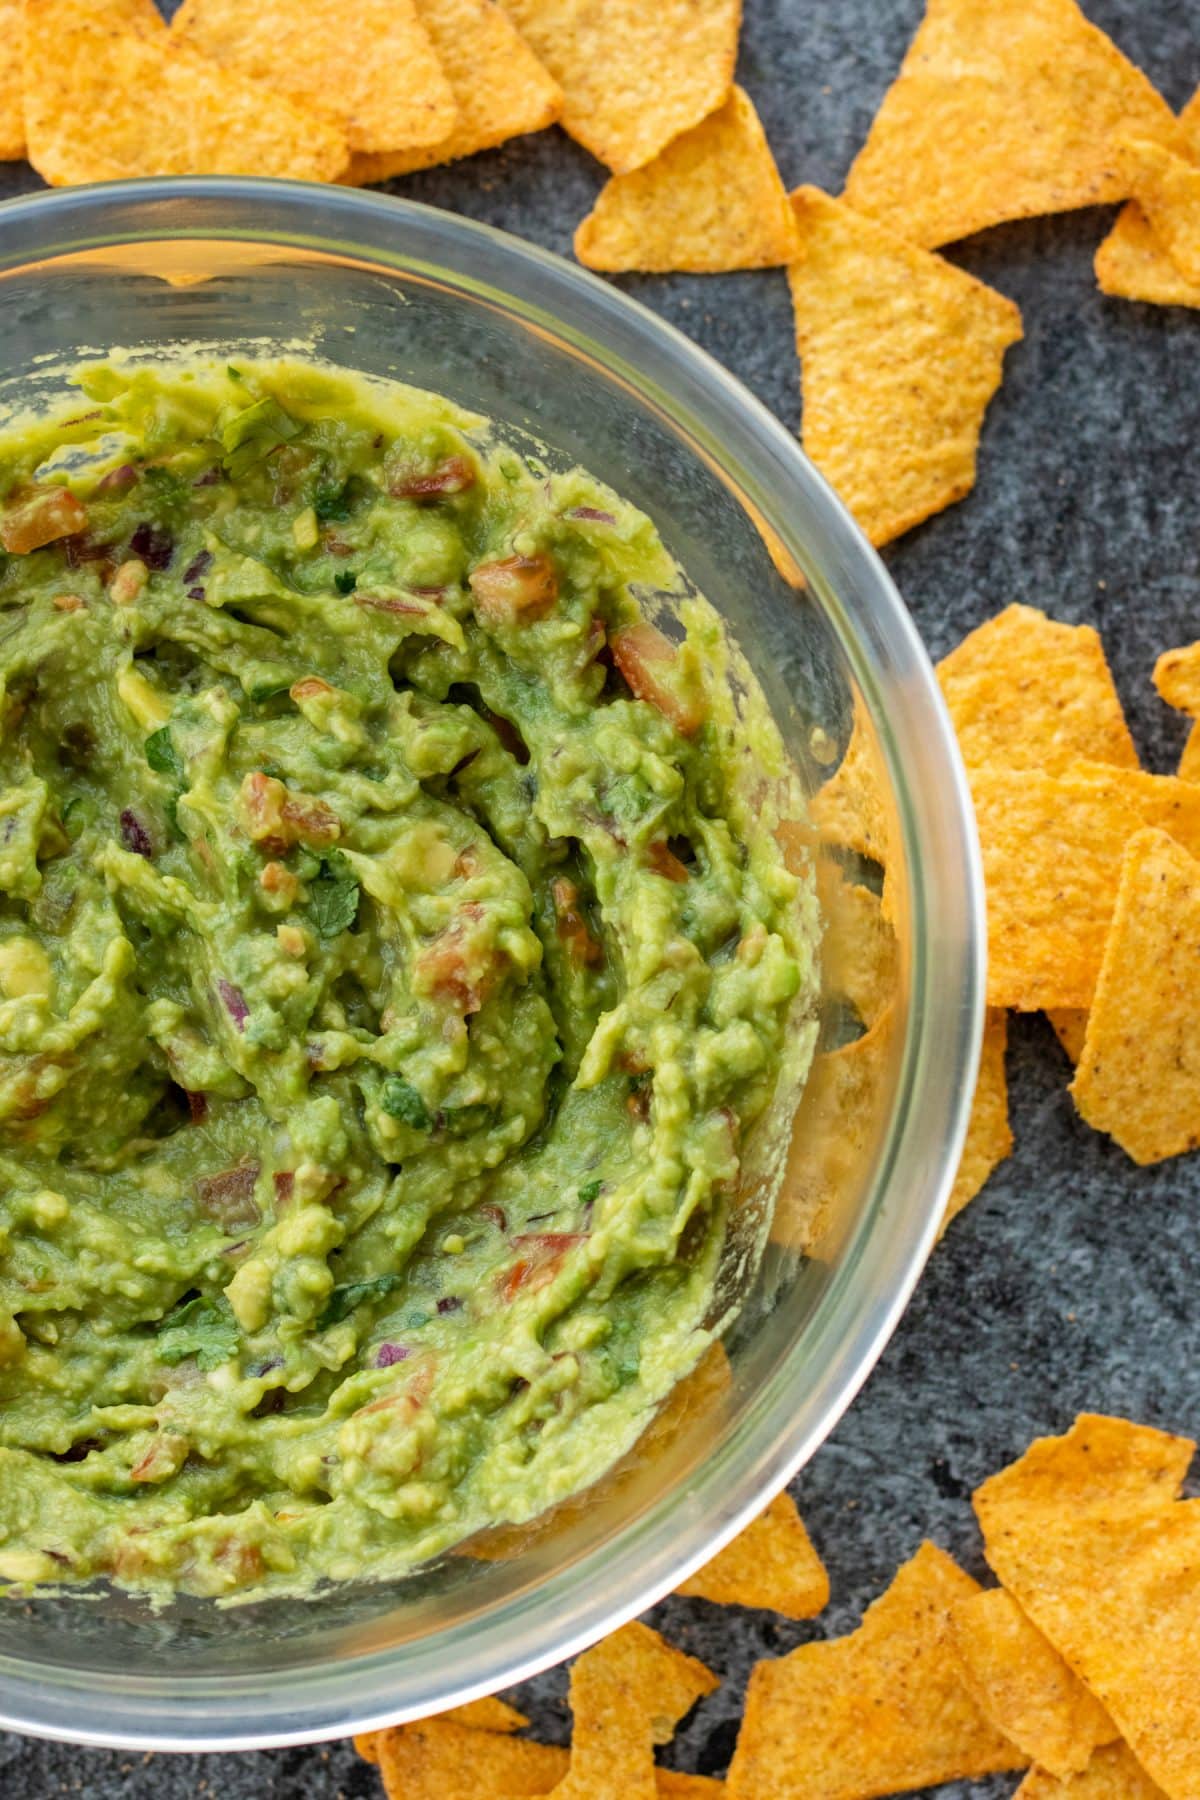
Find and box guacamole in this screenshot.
[0,358,817,1600]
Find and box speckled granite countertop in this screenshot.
[2,1,1199,1794]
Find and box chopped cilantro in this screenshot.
[381,1077,432,1131]
[156,1296,239,1372]
[334,570,358,595]
[313,476,354,522]
[144,726,183,783]
[578,1179,602,1206]
[317,1273,403,1331]
[308,852,360,939]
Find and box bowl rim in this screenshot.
[0,175,985,1752]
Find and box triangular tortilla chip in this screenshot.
[24,0,348,185]
[377,1717,569,1797]
[356,1695,530,1764]
[1064,760,1200,859]
[1154,638,1200,715]
[550,1621,718,1800]
[677,1492,829,1619]
[575,87,798,273]
[942,1007,1012,1232]
[842,0,1181,248]
[1097,89,1200,309]
[1070,829,1200,1163]
[728,1542,1027,1799]
[171,0,455,155]
[496,0,740,174]
[975,1416,1200,1800]
[947,1587,1117,1779]
[1046,1009,1088,1064]
[1118,136,1200,286]
[344,0,560,183]
[818,868,896,1030]
[0,0,24,160]
[787,187,1022,547]
[1015,1743,1168,1800]
[1180,722,1200,783]
[937,606,1138,775]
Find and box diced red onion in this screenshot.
[119,809,153,858]
[217,978,249,1029]
[374,1342,411,1368]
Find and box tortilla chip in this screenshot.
[1117,136,1200,287]
[1065,760,1200,859]
[377,1717,568,1797]
[818,871,896,1030]
[810,711,890,865]
[0,0,23,160]
[788,187,1022,547]
[1180,722,1200,784]
[976,1418,1200,1800]
[658,1778,726,1797]
[1154,639,1200,717]
[937,606,1137,775]
[343,0,561,184]
[497,0,740,174]
[771,1008,895,1253]
[355,1697,528,1765]
[1016,1744,1168,1799]
[1046,1009,1088,1064]
[171,0,455,155]
[552,1621,718,1800]
[728,1542,1027,1799]
[947,1588,1116,1779]
[1096,201,1200,308]
[575,87,797,273]
[942,1008,1011,1232]
[23,0,348,185]
[1069,829,1200,1162]
[842,0,1182,249]
[677,1492,829,1619]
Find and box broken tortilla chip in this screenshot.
[942,1008,1012,1233]
[818,870,896,1030]
[171,0,455,155]
[947,1587,1116,1779]
[1015,1743,1168,1800]
[355,1696,528,1765]
[551,1621,718,1800]
[376,1717,568,1797]
[1153,639,1200,716]
[575,87,798,273]
[497,0,740,174]
[1180,722,1200,784]
[658,1778,726,1797]
[976,1416,1200,1800]
[1070,829,1200,1163]
[343,0,561,184]
[1118,136,1200,287]
[810,709,890,865]
[0,0,24,161]
[1097,89,1200,307]
[937,606,1137,775]
[727,1541,1027,1799]
[1046,1009,1088,1064]
[842,0,1182,249]
[23,0,348,185]
[677,1492,829,1619]
[788,187,1022,547]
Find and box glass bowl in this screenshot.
[0,177,983,1751]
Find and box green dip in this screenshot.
[0,358,817,1599]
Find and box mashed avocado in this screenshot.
[0,358,816,1600]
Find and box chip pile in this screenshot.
[353,1412,1195,1799]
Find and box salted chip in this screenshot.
[1096,201,1200,309]
[1117,137,1200,287]
[976,1417,1200,1800]
[1070,829,1200,1163]
[842,0,1181,249]
[1066,760,1200,858]
[342,0,560,185]
[23,0,348,186]
[552,1621,718,1800]
[677,1492,829,1619]
[1046,1009,1088,1064]
[788,188,1022,547]
[376,1717,569,1797]
[1015,1744,1168,1800]
[1180,723,1200,783]
[810,710,890,865]
[575,88,798,273]
[937,606,1137,775]
[947,1587,1116,1779]
[171,0,455,155]
[941,1008,1012,1233]
[497,0,740,174]
[356,1697,528,1765]
[0,0,23,161]
[728,1542,1026,1799]
[818,869,896,1030]
[658,1778,726,1797]
[1154,638,1200,715]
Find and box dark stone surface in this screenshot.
[3,1,1200,1793]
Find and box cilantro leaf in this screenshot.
[313,476,354,522]
[317,1274,403,1331]
[381,1077,432,1130]
[438,1102,494,1137]
[334,570,358,595]
[578,1179,602,1206]
[144,726,183,783]
[156,1297,239,1372]
[308,853,360,939]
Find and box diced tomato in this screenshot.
[646,841,689,883]
[1,489,87,555]
[551,877,603,967]
[413,906,496,1014]
[499,1233,586,1303]
[611,622,704,736]
[238,772,340,852]
[389,455,476,500]
[130,1432,189,1484]
[289,676,333,702]
[469,552,559,626]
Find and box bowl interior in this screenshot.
[0,181,982,1749]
